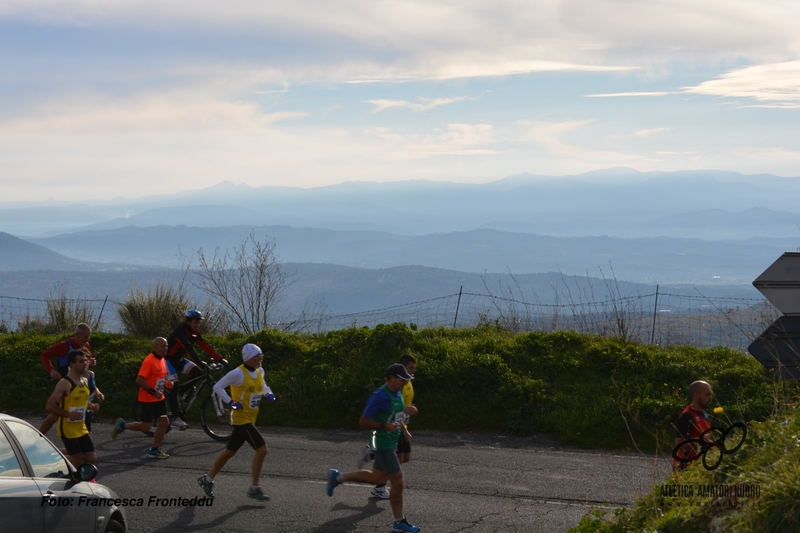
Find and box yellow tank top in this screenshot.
[56,377,90,439]
[402,381,414,425]
[230,365,264,426]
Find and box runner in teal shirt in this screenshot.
[326,364,421,533]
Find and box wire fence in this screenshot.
[1,290,776,350]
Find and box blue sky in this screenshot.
[1,0,798,202]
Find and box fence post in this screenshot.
[650,285,659,345]
[453,286,463,329]
[95,295,109,331]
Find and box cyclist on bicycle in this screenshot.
[673,380,713,470]
[166,309,227,430]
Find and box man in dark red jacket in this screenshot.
[166,310,226,429]
[673,380,714,470]
[40,323,92,380]
[39,323,92,434]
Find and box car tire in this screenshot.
[105,518,125,533]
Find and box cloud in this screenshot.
[519,119,643,164]
[586,61,800,103]
[585,92,675,98]
[1,94,307,135]
[347,60,635,83]
[368,123,500,158]
[8,0,796,84]
[635,128,669,137]
[366,97,469,113]
[682,61,800,101]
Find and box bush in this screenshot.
[116,283,189,337]
[0,325,787,451]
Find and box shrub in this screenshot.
[117,283,189,337]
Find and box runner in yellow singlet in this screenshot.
[197,343,276,501]
[45,349,96,468]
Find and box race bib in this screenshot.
[69,406,86,422]
[155,378,166,392]
[249,394,262,409]
[394,412,404,424]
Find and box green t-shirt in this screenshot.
[365,384,405,450]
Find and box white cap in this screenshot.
[241,343,262,362]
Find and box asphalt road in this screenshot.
[40,419,671,533]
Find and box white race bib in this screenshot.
[248,394,262,409]
[69,406,86,422]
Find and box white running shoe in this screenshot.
[371,485,390,499]
[171,417,189,430]
[357,445,373,469]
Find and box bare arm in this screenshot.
[135,375,163,400]
[45,380,80,420]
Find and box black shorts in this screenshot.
[226,423,265,452]
[138,400,168,423]
[396,431,411,455]
[62,433,95,455]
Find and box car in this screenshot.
[0,413,127,533]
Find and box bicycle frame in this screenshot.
[175,361,225,413]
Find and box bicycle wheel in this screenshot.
[699,427,725,447]
[721,422,747,454]
[672,438,704,464]
[702,443,723,470]
[200,391,233,442]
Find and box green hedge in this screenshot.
[1,324,787,451]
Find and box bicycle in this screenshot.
[132,361,234,442]
[672,422,747,470]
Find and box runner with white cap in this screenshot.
[197,343,275,501]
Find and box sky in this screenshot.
[1,0,799,202]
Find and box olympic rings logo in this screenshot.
[672,422,747,470]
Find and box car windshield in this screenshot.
[6,421,71,479]
[0,428,23,477]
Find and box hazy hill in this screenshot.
[0,232,103,271]
[2,169,799,239]
[0,264,760,319]
[25,225,794,285]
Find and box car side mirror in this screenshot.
[76,463,98,482]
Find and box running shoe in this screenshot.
[147,448,169,459]
[111,418,125,439]
[357,444,373,469]
[171,417,189,430]
[247,486,270,501]
[197,475,215,499]
[371,485,390,499]
[392,518,421,532]
[327,469,340,497]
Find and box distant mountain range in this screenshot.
[2,169,799,239]
[1,168,797,320]
[0,231,763,318]
[20,225,796,286]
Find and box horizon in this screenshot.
[1,2,799,203]
[3,166,800,207]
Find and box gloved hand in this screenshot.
[264,393,276,402]
[228,400,243,410]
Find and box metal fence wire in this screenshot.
[0,290,776,350]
